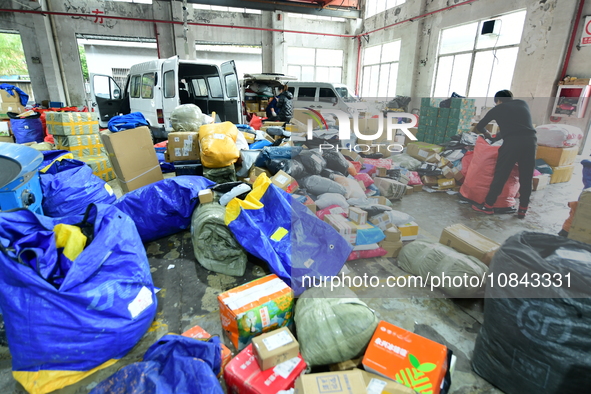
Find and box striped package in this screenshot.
[78,154,116,182]
[46,112,99,136]
[55,134,106,158]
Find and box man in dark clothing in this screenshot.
[275,84,293,123]
[471,90,537,219]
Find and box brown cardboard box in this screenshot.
[404,127,418,146]
[536,145,578,167]
[437,178,456,189]
[167,131,200,161]
[421,175,438,186]
[0,135,14,143]
[246,102,259,113]
[413,184,423,192]
[271,170,293,191]
[568,188,591,244]
[368,196,389,205]
[379,240,404,258]
[251,327,299,371]
[452,167,465,183]
[398,222,419,241]
[405,185,413,195]
[198,189,213,204]
[329,358,362,372]
[369,212,393,231]
[359,369,417,394]
[532,174,550,191]
[376,167,388,177]
[294,370,366,394]
[341,150,363,163]
[249,166,273,183]
[406,141,444,161]
[425,153,441,164]
[439,223,500,265]
[550,165,575,184]
[442,167,454,179]
[0,103,25,118]
[385,226,401,242]
[0,89,20,103]
[324,214,357,245]
[348,207,367,225]
[100,126,164,193]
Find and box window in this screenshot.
[365,0,405,19]
[192,78,208,97]
[319,88,337,103]
[432,10,526,108]
[141,73,155,99]
[208,76,223,98]
[298,87,316,101]
[287,47,343,83]
[111,68,129,90]
[163,70,175,98]
[130,75,141,98]
[225,74,238,97]
[361,40,400,98]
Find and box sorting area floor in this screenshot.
[0,159,585,394]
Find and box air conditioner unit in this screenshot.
[481,19,501,35]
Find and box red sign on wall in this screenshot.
[581,16,591,46]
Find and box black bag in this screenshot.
[299,150,326,175]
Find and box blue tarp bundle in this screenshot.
[90,335,223,394]
[225,174,352,295]
[114,176,215,243]
[0,204,157,394]
[10,117,44,144]
[40,158,117,217]
[108,112,150,132]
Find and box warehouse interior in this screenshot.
[0,0,590,393]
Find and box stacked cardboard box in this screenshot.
[0,89,25,119]
[536,145,578,184]
[46,112,115,182]
[417,98,475,144]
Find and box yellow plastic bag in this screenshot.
[198,122,240,168]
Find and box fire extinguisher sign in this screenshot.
[581,16,591,46]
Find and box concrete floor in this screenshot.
[0,157,586,394]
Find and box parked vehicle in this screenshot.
[240,73,297,119]
[287,81,369,116]
[90,56,241,139]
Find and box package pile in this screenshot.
[533,124,583,185]
[47,112,115,182]
[416,97,475,145]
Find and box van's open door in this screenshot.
[90,74,125,128]
[221,60,241,124]
[161,56,179,131]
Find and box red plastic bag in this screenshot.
[316,205,348,221]
[407,171,422,186]
[354,173,374,188]
[347,247,388,261]
[459,138,519,208]
[249,114,262,130]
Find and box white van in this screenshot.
[287,82,369,116]
[90,56,241,139]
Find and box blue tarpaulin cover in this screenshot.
[114,176,215,243]
[225,174,352,295]
[108,112,150,132]
[89,335,223,394]
[0,204,157,394]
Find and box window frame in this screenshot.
[141,72,155,99]
[287,47,344,83]
[360,40,401,98]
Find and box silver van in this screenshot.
[90,56,241,139]
[287,82,369,116]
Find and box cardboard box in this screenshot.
[379,240,404,258]
[0,135,14,143]
[100,126,164,193]
[341,150,363,163]
[442,167,454,179]
[568,188,591,244]
[425,153,441,164]
[46,112,99,136]
[224,343,306,394]
[167,131,200,161]
[360,369,417,394]
[363,320,448,394]
[413,184,423,192]
[398,222,419,241]
[369,212,393,231]
[437,178,455,189]
[249,166,273,183]
[0,120,10,136]
[294,370,367,394]
[385,226,401,242]
[271,170,295,192]
[324,214,357,245]
[252,327,299,371]
[405,185,414,195]
[550,165,575,184]
[404,127,419,146]
[421,176,438,187]
[439,224,500,265]
[55,134,106,158]
[368,196,388,205]
[348,207,367,225]
[452,167,464,183]
[218,274,294,350]
[0,89,20,103]
[198,189,213,204]
[532,174,550,191]
[78,154,116,182]
[246,102,259,113]
[328,358,362,372]
[406,141,444,161]
[376,167,388,177]
[0,103,24,118]
[182,325,232,375]
[536,145,578,167]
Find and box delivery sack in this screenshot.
[225,174,352,294]
[199,122,240,168]
[0,204,157,394]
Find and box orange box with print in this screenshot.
[362,320,448,394]
[182,325,233,375]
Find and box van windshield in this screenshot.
[335,86,359,103]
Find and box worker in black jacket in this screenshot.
[471,90,537,219]
[275,84,293,123]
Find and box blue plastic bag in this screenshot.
[108,112,149,132]
[114,176,215,243]
[90,335,223,394]
[156,151,175,173]
[225,174,352,295]
[40,159,117,217]
[255,146,303,167]
[249,139,272,150]
[0,204,157,394]
[10,117,44,143]
[582,159,591,189]
[0,83,29,106]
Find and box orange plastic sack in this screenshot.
[198,121,240,168]
[562,201,578,232]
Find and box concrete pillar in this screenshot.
[261,11,285,74]
[153,0,177,59]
